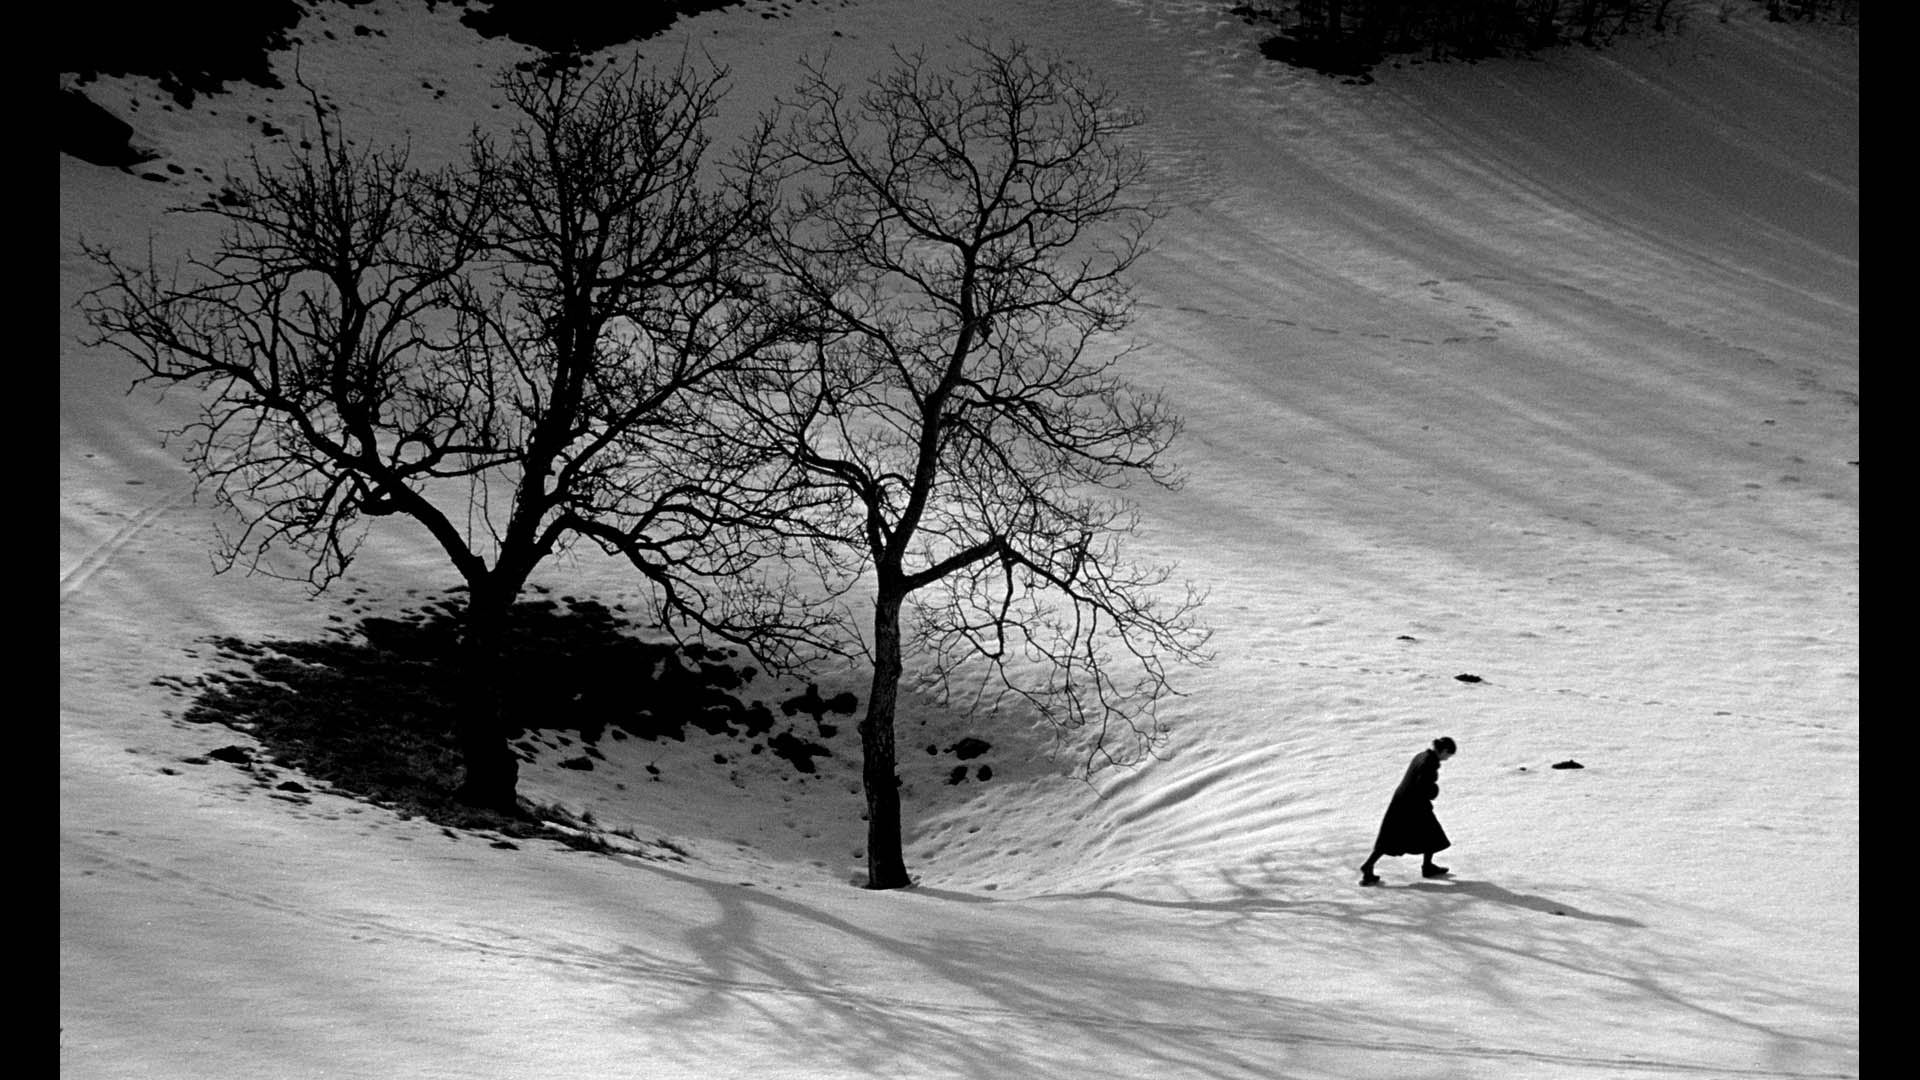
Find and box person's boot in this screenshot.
[1421,863,1450,878]
[1359,867,1382,886]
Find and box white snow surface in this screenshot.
[60,1,1857,1077]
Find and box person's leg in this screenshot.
[1421,853,1449,877]
[1359,851,1383,883]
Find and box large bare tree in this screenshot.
[754,39,1213,889]
[80,58,835,812]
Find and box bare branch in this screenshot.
[78,53,855,810]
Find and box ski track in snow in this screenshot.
[60,487,194,607]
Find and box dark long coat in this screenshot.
[1371,748,1451,856]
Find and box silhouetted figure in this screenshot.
[1359,737,1456,886]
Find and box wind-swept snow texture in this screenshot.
[61,1,1855,1077]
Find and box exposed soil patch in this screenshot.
[58,89,158,167]
[58,1,749,109]
[57,0,304,105]
[455,0,745,71]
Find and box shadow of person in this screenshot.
[1406,878,1645,928]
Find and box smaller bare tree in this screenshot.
[81,57,837,812]
[753,39,1213,889]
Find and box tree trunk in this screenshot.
[860,590,911,889]
[453,581,522,813]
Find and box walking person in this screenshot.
[1359,737,1456,886]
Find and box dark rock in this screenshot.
[1551,759,1584,770]
[1454,673,1483,683]
[207,744,253,764]
[948,737,992,760]
[768,730,831,774]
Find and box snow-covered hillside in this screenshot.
[61,1,1856,1077]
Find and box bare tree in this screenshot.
[753,39,1213,889]
[80,57,835,812]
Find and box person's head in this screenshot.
[1432,736,1457,760]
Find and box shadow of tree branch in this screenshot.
[585,861,1470,1080]
[1404,877,1645,926]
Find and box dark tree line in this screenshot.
[1269,0,1649,61]
[1759,0,1860,22]
[1240,0,1857,77]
